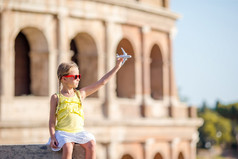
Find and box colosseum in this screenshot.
[0,0,202,159]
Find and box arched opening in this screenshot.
[121,154,133,159]
[116,38,135,98]
[70,39,79,65]
[150,44,163,100]
[15,32,31,96]
[70,33,98,97]
[178,152,184,159]
[154,152,163,159]
[14,28,49,96]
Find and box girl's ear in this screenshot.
[60,77,65,82]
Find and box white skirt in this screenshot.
[47,130,96,151]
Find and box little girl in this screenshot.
[48,58,124,159]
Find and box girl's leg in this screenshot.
[80,140,96,159]
[62,142,75,159]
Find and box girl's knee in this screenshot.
[83,140,96,151]
[63,142,74,152]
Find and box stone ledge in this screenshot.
[0,144,85,159]
[0,118,203,128]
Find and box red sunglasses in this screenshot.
[62,74,81,80]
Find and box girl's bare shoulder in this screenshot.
[50,93,58,103]
[79,89,86,100]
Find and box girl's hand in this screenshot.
[50,136,59,148]
[116,57,124,68]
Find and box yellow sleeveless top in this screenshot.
[55,92,84,133]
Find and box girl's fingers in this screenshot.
[50,139,58,148]
[55,140,59,146]
[117,58,123,65]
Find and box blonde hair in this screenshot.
[57,62,78,81]
[56,62,80,107]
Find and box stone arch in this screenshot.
[14,27,49,96]
[150,44,163,100]
[70,32,98,97]
[116,38,135,98]
[178,152,185,159]
[121,154,134,159]
[154,152,163,159]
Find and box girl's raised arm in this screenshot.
[79,58,123,100]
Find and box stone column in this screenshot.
[190,132,199,159]
[107,142,117,159]
[56,5,69,64]
[141,25,151,117]
[144,138,155,159]
[1,9,14,99]
[0,10,3,121]
[163,56,170,103]
[170,138,180,159]
[103,20,118,119]
[0,9,15,121]
[48,48,58,96]
[164,0,170,8]
[168,29,179,109]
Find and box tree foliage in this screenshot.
[198,109,232,148]
[216,102,238,121]
[216,102,238,148]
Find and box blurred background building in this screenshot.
[0,0,202,158]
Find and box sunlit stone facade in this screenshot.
[0,0,202,159]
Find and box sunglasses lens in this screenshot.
[74,75,81,79]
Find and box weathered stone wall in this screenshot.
[0,144,85,159]
[0,0,203,159]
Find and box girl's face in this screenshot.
[62,67,80,88]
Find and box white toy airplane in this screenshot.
[116,47,132,65]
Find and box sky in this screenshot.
[170,0,238,107]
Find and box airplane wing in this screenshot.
[121,47,127,55]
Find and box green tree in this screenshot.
[200,101,209,113]
[216,102,238,148]
[198,108,232,148]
